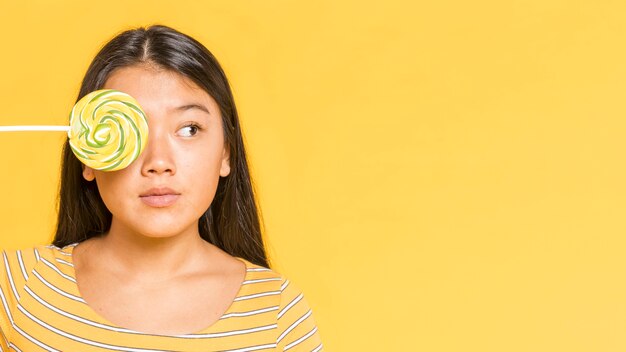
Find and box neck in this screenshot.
[91,220,213,281]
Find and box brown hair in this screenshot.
[53,24,270,268]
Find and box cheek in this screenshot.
[187,152,224,204]
[185,158,222,193]
[93,174,130,212]
[183,139,225,173]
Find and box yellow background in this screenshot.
[1,0,625,350]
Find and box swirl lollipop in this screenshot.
[0,89,149,172]
[68,89,149,171]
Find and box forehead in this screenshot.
[102,65,217,114]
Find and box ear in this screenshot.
[82,165,96,181]
[219,146,231,177]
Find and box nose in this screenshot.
[139,125,176,176]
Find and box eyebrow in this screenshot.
[174,104,210,115]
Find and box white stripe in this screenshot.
[2,253,19,301]
[12,323,59,351]
[32,270,84,303]
[15,304,170,352]
[220,343,276,352]
[281,280,290,291]
[55,258,73,267]
[8,342,22,351]
[311,343,323,352]
[16,251,28,281]
[242,278,282,285]
[23,286,137,334]
[0,282,14,325]
[277,310,312,343]
[176,323,276,339]
[40,258,76,283]
[33,248,40,262]
[277,293,303,319]
[246,268,271,272]
[234,290,281,302]
[0,301,10,347]
[284,326,317,351]
[221,306,279,319]
[59,243,79,254]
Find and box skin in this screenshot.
[72,64,246,335]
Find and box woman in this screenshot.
[0,24,322,351]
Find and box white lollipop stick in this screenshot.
[0,125,70,132]
[0,89,149,171]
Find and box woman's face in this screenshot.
[82,64,230,240]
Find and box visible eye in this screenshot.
[177,123,201,137]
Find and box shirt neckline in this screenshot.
[60,243,251,337]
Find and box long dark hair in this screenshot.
[53,24,269,268]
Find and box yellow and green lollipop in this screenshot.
[0,89,149,171]
[68,89,149,171]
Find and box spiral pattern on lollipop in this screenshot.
[68,89,149,171]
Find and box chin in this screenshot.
[111,217,200,241]
[135,229,186,239]
[134,224,199,240]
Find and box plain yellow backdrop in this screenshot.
[1,0,626,350]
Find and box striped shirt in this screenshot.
[0,244,323,351]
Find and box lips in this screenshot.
[139,187,180,207]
